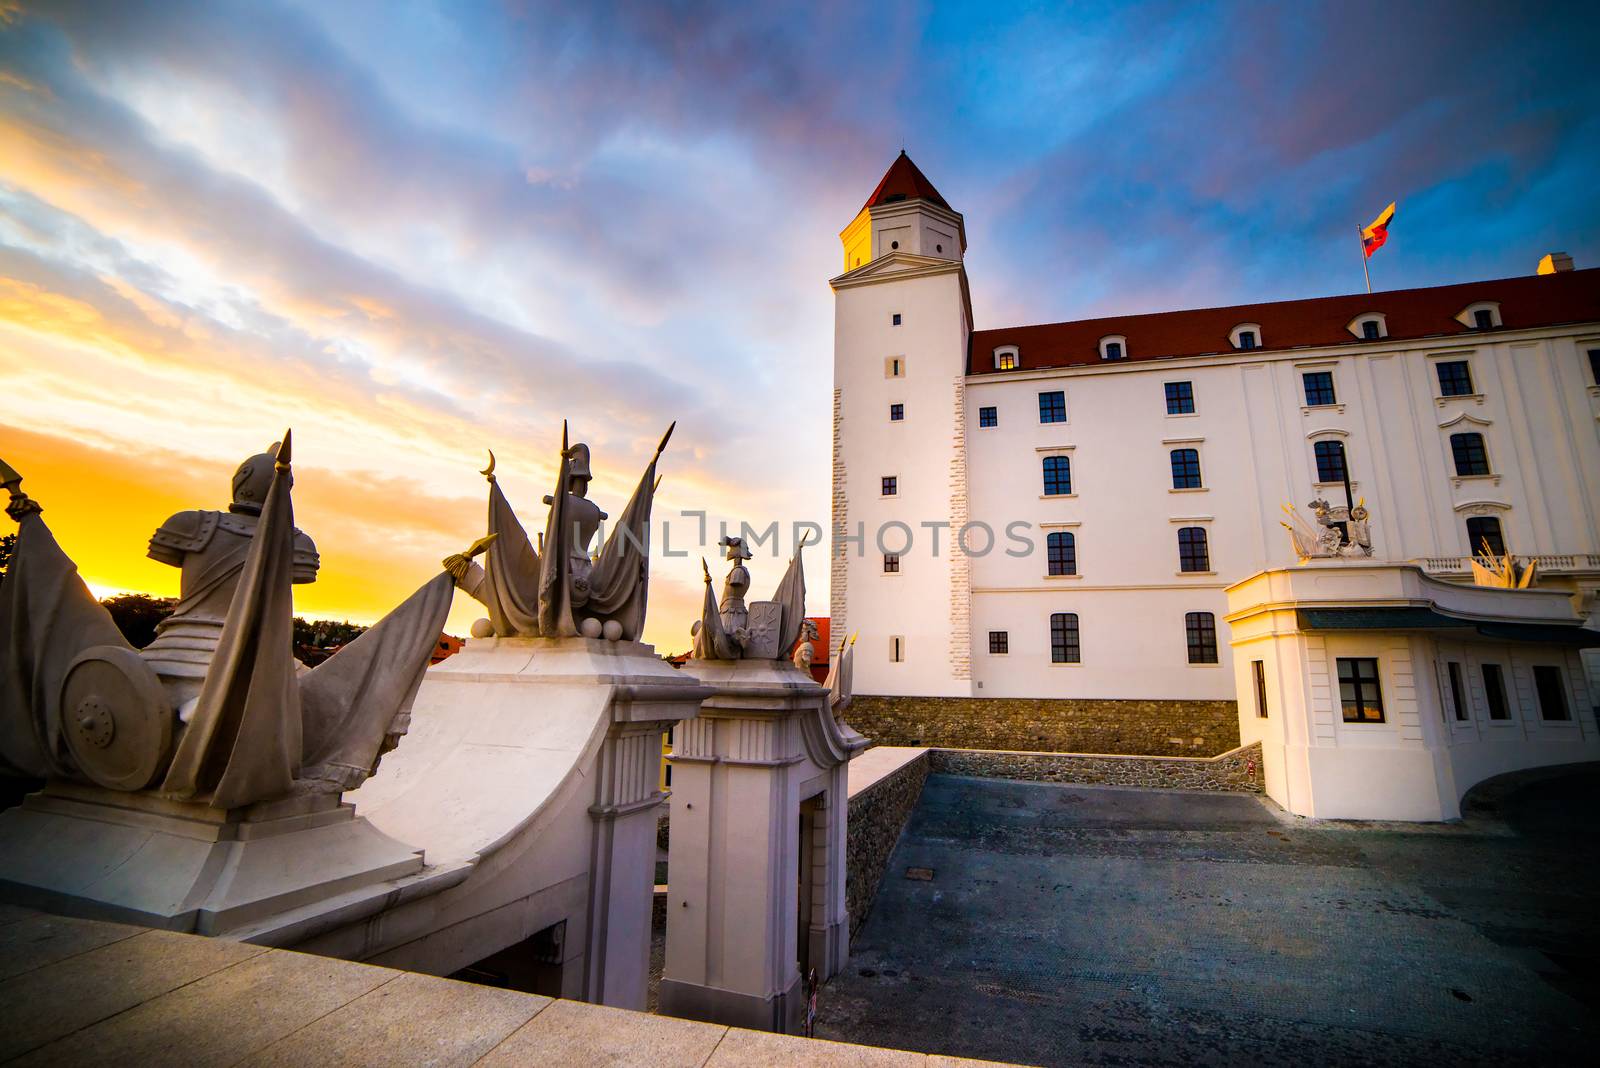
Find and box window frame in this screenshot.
[1046,530,1077,576]
[1050,612,1081,664]
[889,402,904,422]
[1313,439,1348,484]
[1041,454,1073,496]
[1302,370,1338,406]
[1337,657,1385,723]
[988,630,1009,655]
[1532,665,1570,721]
[1098,334,1128,361]
[1446,661,1468,722]
[1449,432,1491,477]
[889,635,905,662]
[882,553,900,574]
[1170,448,1203,489]
[892,313,902,326]
[1164,380,1195,415]
[1481,663,1510,721]
[881,475,898,496]
[1588,348,1600,386]
[1466,516,1505,557]
[1185,611,1218,665]
[1252,659,1269,718]
[1038,390,1067,424]
[1435,360,1475,397]
[978,405,998,428]
[1177,526,1210,573]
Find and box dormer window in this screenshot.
[1230,323,1262,350]
[1099,335,1127,360]
[993,346,1020,371]
[1458,302,1501,330]
[1348,313,1387,340]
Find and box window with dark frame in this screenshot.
[1481,663,1510,720]
[1165,381,1195,414]
[1038,390,1067,423]
[997,352,1019,371]
[1170,448,1202,489]
[1337,657,1384,722]
[1473,308,1494,330]
[1042,455,1072,495]
[1450,432,1490,476]
[889,403,904,422]
[883,553,899,574]
[1050,612,1080,663]
[1447,661,1468,722]
[890,635,904,662]
[1185,611,1218,664]
[1589,348,1600,385]
[1436,360,1474,396]
[1252,659,1269,718]
[1314,439,1348,483]
[1104,341,1123,360]
[1303,370,1337,405]
[1237,330,1257,350]
[1466,516,1505,557]
[1532,665,1570,720]
[1177,527,1210,572]
[1361,319,1381,340]
[988,631,1008,654]
[892,313,902,326]
[881,476,897,495]
[1046,531,1077,576]
[979,406,998,428]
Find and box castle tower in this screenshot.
[830,152,974,698]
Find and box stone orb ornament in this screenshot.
[579,617,603,639]
[601,619,623,642]
[59,645,173,791]
[470,617,495,639]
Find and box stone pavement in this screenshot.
[816,771,1600,1067]
[0,905,1019,1067]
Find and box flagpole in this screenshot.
[1358,224,1371,294]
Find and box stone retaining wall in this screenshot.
[929,740,1264,793]
[845,752,930,940]
[847,695,1241,757]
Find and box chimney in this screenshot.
[1537,252,1574,275]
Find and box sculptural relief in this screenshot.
[1281,497,1374,561]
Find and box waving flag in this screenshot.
[1361,202,1396,258]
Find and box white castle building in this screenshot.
[829,152,1600,733]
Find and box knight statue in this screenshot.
[1281,497,1374,561]
[690,531,807,662]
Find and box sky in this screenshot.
[2,0,1598,649]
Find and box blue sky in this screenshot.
[2,0,1596,643]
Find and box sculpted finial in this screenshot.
[481,449,497,483]
[274,429,292,471]
[0,456,41,520]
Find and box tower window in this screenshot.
[1185,612,1218,664]
[988,631,1008,654]
[883,553,900,574]
[1450,432,1490,476]
[1337,657,1384,722]
[1038,390,1066,423]
[1466,516,1505,557]
[1042,455,1072,496]
[1177,527,1210,572]
[892,313,902,326]
[1252,660,1268,718]
[1302,371,1337,406]
[1436,360,1474,396]
[889,635,905,662]
[936,244,943,253]
[889,403,904,421]
[1314,439,1348,483]
[1170,448,1202,489]
[886,357,904,378]
[1472,308,1494,330]
[881,476,898,496]
[1050,612,1080,663]
[1361,319,1382,340]
[1165,381,1195,414]
[1046,531,1077,576]
[978,406,998,428]
[1237,330,1257,350]
[1533,665,1569,721]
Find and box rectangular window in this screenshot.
[1103,341,1123,360]
[1436,360,1474,397]
[889,403,904,422]
[1466,516,1505,557]
[1046,531,1077,576]
[1170,448,1202,489]
[1303,370,1337,406]
[1314,439,1348,483]
[1252,660,1268,718]
[1450,432,1490,476]
[1473,308,1494,330]
[1337,657,1384,723]
[1042,455,1072,496]
[978,406,998,428]
[892,313,902,326]
[1185,612,1218,664]
[988,631,1008,654]
[1165,381,1195,414]
[1481,663,1510,720]
[1589,348,1600,385]
[997,352,1019,371]
[887,357,903,378]
[1238,330,1257,350]
[1050,612,1080,663]
[883,553,899,574]
[1532,665,1570,721]
[889,635,905,662]
[1177,527,1210,572]
[1362,320,1381,340]
[1038,390,1067,423]
[1447,661,1468,722]
[881,476,897,496]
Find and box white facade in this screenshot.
[830,156,1600,706]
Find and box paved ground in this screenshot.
[816,770,1600,1067]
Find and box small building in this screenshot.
[1227,563,1600,821]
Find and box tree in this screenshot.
[101,594,178,649]
[0,532,14,587]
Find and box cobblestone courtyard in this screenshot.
[816,770,1600,1066]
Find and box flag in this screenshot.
[1361,202,1396,258]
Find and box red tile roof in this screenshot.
[862,151,950,212]
[968,268,1600,374]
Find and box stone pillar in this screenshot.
[659,659,866,1033]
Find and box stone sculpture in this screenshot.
[1281,498,1373,561]
[792,618,819,673]
[690,533,807,662]
[447,422,672,642]
[0,435,457,809]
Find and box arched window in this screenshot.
[1314,439,1348,483]
[1466,516,1505,557]
[1042,455,1072,495]
[1170,448,1202,489]
[1046,531,1077,576]
[1050,612,1080,663]
[1099,335,1127,360]
[1177,527,1210,572]
[1230,323,1262,350]
[1450,432,1490,476]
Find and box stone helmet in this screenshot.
[230,442,287,514]
[566,442,593,483]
